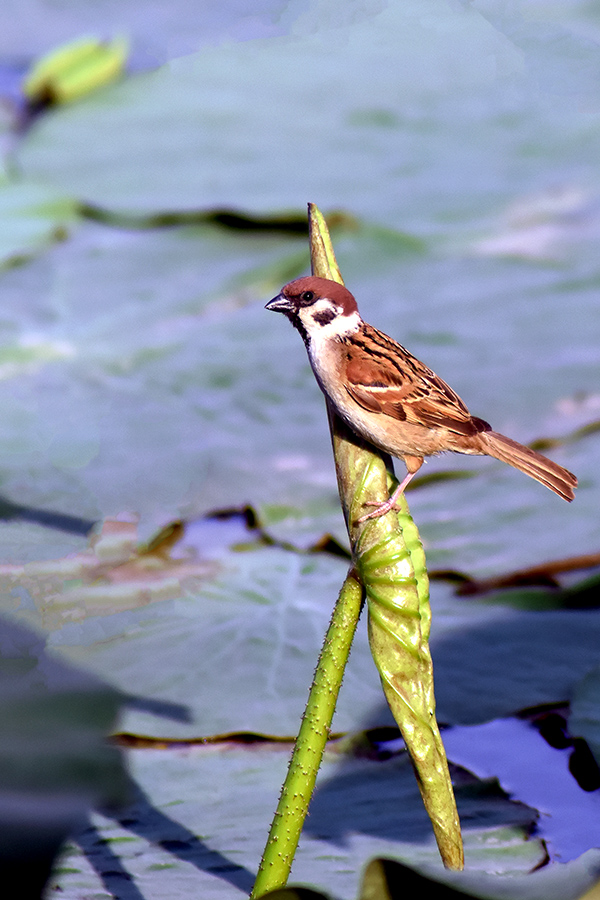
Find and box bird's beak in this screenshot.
[265,293,294,314]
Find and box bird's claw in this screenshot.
[356,499,399,523]
[356,472,416,524]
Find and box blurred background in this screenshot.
[0,2,600,898]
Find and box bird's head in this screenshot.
[266,276,361,343]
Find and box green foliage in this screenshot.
[0,179,77,267]
[23,35,128,106]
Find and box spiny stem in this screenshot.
[250,570,363,898]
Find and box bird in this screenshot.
[265,275,577,520]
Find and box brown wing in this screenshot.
[342,324,490,437]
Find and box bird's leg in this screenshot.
[357,470,416,521]
[357,456,423,522]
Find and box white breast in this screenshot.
[305,311,361,413]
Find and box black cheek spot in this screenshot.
[312,309,337,326]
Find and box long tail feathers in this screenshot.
[480,431,577,502]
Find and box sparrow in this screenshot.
[266,276,577,520]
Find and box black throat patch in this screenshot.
[291,314,310,346]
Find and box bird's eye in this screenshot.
[301,290,314,303]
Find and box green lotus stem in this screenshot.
[314,202,462,870]
[252,204,462,897]
[250,569,363,898]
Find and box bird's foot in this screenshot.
[357,497,400,522]
[356,470,417,524]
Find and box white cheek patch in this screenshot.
[310,299,342,325]
[306,308,362,346]
[297,299,336,330]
